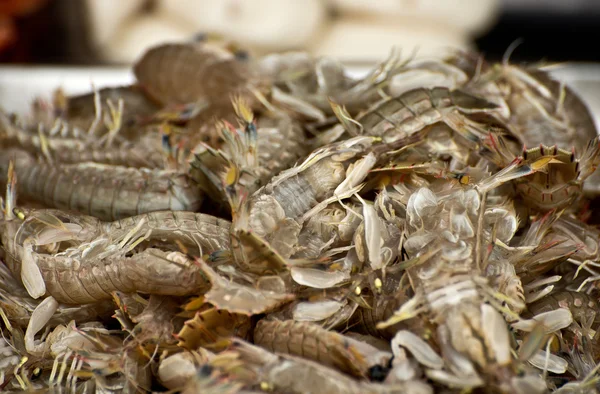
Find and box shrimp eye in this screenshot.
[193,32,207,42]
[198,364,214,376]
[235,50,249,61]
[368,364,391,382]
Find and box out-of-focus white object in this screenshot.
[313,0,500,62]
[86,1,196,64]
[86,0,326,63]
[329,0,499,35]
[85,0,146,48]
[102,14,195,64]
[312,20,472,63]
[158,0,326,51]
[84,0,496,64]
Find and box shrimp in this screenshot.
[330,87,501,146]
[0,153,202,221]
[525,291,600,331]
[191,109,309,201]
[23,246,209,354]
[376,187,525,390]
[1,176,228,309]
[0,260,114,329]
[2,172,211,354]
[34,246,209,305]
[195,129,412,274]
[1,109,165,168]
[176,306,251,350]
[478,137,600,211]
[64,85,159,136]
[254,319,391,378]
[231,339,432,394]
[101,210,232,256]
[235,135,418,263]
[259,50,404,114]
[11,208,232,258]
[480,61,597,154]
[133,41,258,112]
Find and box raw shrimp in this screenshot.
[64,85,159,135]
[0,153,202,221]
[191,111,309,201]
[134,41,258,107]
[0,260,114,329]
[526,291,600,329]
[236,135,419,263]
[2,89,172,170]
[340,87,501,145]
[33,246,209,305]
[254,319,390,378]
[21,243,209,354]
[481,61,597,153]
[12,208,232,257]
[177,306,251,350]
[377,187,522,390]
[259,50,404,114]
[101,210,232,255]
[232,339,432,394]
[1,108,165,168]
[479,137,600,211]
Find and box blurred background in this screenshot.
[1,0,600,119]
[2,0,600,65]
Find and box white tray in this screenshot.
[0,66,133,115]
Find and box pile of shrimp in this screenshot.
[2,40,600,393]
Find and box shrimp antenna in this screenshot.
[502,38,525,66]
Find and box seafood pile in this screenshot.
[2,41,600,393]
